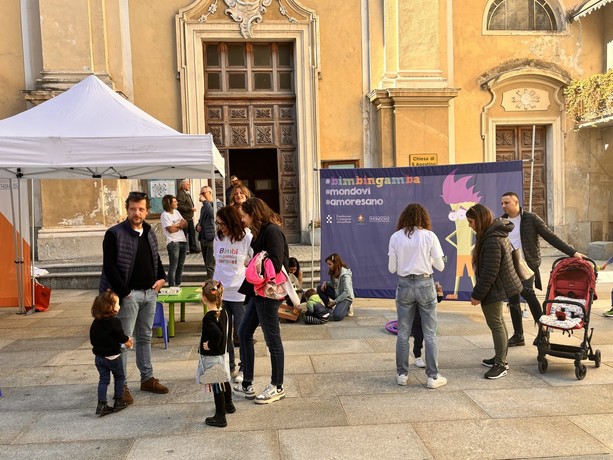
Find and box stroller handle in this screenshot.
[551,256,598,273]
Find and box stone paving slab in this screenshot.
[465,385,613,418]
[0,440,134,460]
[413,417,611,459]
[340,391,489,425]
[279,424,433,460]
[127,430,280,460]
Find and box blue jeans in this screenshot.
[238,296,284,386]
[395,275,439,378]
[223,300,244,370]
[118,289,157,382]
[317,284,352,321]
[167,241,187,286]
[95,355,125,401]
[200,239,215,280]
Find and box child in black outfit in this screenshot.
[89,290,132,416]
[199,280,234,428]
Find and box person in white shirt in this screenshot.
[388,203,446,389]
[212,205,253,381]
[160,195,187,286]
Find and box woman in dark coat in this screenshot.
[234,198,289,405]
[466,203,522,380]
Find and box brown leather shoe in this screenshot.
[123,385,134,404]
[140,377,169,394]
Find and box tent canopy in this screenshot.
[0,75,224,179]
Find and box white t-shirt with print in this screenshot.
[160,210,187,244]
[213,231,254,302]
[388,227,444,276]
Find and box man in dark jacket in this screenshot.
[501,192,585,347]
[196,185,218,280]
[177,179,200,254]
[99,191,169,404]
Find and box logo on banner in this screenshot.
[335,215,352,224]
[357,215,366,224]
[369,216,390,223]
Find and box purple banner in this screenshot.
[320,161,523,300]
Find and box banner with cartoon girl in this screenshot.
[320,161,523,299]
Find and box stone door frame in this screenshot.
[177,4,320,241]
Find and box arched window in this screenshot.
[487,0,558,31]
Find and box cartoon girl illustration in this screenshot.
[441,171,482,299]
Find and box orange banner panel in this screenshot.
[0,212,33,307]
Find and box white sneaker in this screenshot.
[348,304,354,317]
[414,357,426,368]
[426,374,447,389]
[234,370,243,384]
[255,383,285,404]
[396,374,408,386]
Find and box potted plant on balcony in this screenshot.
[307,219,321,245]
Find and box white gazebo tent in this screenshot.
[0,75,224,312]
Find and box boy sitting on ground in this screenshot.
[302,289,330,324]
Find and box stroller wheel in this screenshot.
[575,363,587,380]
[594,349,601,368]
[538,358,548,374]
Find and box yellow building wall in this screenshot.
[0,1,26,119]
[305,0,365,163]
[128,1,185,130]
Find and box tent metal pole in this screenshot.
[30,178,35,310]
[9,179,25,314]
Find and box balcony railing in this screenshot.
[564,69,613,127]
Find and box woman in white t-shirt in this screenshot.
[388,203,446,389]
[212,205,253,381]
[160,195,188,286]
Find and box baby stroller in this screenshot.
[536,257,600,380]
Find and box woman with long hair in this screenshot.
[212,205,253,383]
[234,198,289,404]
[229,184,251,209]
[388,203,446,388]
[160,194,188,286]
[317,253,355,321]
[466,203,522,380]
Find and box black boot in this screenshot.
[224,382,236,414]
[113,397,129,413]
[96,401,114,417]
[205,388,227,427]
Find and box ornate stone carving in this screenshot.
[279,106,294,119]
[255,107,272,119]
[198,0,219,23]
[283,216,298,232]
[281,176,297,189]
[209,125,223,146]
[281,151,295,172]
[230,107,248,119]
[496,130,513,146]
[255,125,273,144]
[224,0,273,38]
[283,193,297,213]
[231,125,248,144]
[208,107,223,120]
[501,88,550,111]
[281,125,294,145]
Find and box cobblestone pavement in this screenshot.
[1,256,612,459]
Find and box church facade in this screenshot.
[0,0,611,258]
